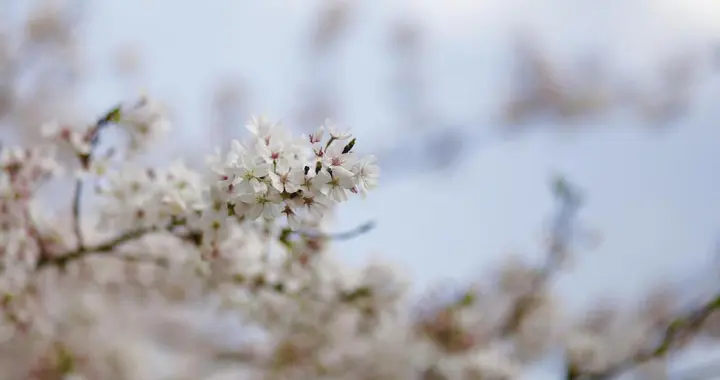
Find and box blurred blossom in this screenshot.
[0,1,717,379]
[113,44,142,77]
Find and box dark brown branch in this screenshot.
[35,227,150,270]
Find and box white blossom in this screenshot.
[352,154,379,198]
[116,95,171,153]
[313,166,356,202]
[324,118,352,140]
[41,121,92,154]
[268,162,303,194]
[0,94,689,380]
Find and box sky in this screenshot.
[73,0,720,378]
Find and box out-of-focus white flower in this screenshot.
[116,95,171,153]
[469,348,523,380]
[565,332,611,374]
[205,147,238,191]
[41,120,92,155]
[352,154,379,198]
[190,187,233,247]
[96,166,167,230]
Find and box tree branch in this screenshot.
[568,293,720,380]
[299,219,376,241]
[70,105,122,252]
[35,216,191,270]
[35,227,151,270]
[499,176,581,337]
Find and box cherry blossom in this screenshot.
[0,94,714,380]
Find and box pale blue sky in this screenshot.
[76,0,720,378]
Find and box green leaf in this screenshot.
[56,344,75,374]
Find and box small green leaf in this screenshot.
[272,282,285,293]
[552,175,570,199]
[342,286,372,302]
[233,274,246,284]
[1,293,12,306]
[104,106,122,124]
[459,291,474,306]
[56,344,74,374]
[278,228,293,248]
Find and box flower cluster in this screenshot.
[0,95,716,380]
[201,117,377,240]
[0,145,62,271]
[92,115,378,252]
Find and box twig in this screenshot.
[70,105,122,253]
[498,177,581,337]
[22,206,50,259]
[297,219,376,241]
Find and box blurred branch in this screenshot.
[310,0,353,54]
[297,219,376,241]
[36,227,152,270]
[498,175,582,337]
[501,33,705,132]
[71,105,121,252]
[567,292,720,379]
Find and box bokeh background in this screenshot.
[2,1,720,378]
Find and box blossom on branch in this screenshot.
[0,94,716,380]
